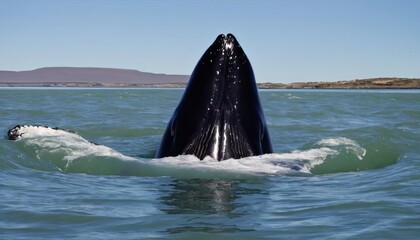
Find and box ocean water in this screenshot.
[0,88,419,239]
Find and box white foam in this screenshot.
[287,93,301,99]
[13,125,73,139]
[316,137,356,147]
[315,137,366,160]
[15,126,135,162]
[14,126,365,176]
[150,147,338,175]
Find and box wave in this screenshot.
[3,125,400,178]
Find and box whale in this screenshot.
[156,33,273,161]
[7,125,65,140]
[6,34,273,162]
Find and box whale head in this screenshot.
[156,33,273,161]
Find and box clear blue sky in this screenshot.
[1,0,419,83]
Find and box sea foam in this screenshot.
[11,125,366,176]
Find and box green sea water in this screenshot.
[0,88,419,239]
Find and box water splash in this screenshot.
[315,137,366,160]
[7,126,398,177]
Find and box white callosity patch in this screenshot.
[225,41,233,50]
[224,37,234,55]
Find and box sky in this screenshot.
[1,0,420,83]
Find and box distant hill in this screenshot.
[258,78,420,89]
[0,67,189,85]
[0,67,419,88]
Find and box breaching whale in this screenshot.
[156,33,273,161]
[6,34,273,162]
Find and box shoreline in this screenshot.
[1,78,419,89]
[1,68,419,89]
